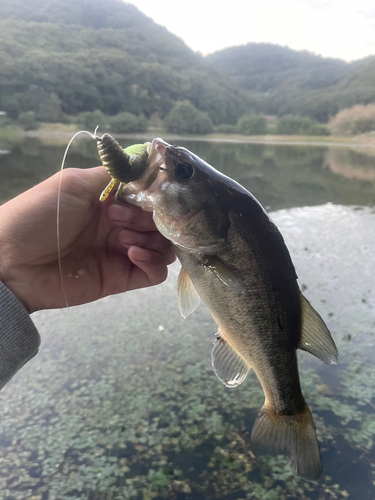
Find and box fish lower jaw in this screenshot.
[121,191,153,212]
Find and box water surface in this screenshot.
[0,137,374,500]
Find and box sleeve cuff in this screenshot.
[0,281,41,390]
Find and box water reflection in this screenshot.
[326,149,375,181]
[0,137,374,499]
[0,138,100,204]
[1,137,375,210]
[177,141,375,210]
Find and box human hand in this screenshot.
[0,167,175,313]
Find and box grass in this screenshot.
[0,124,22,140]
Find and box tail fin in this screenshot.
[251,403,322,480]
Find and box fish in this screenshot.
[98,136,338,480]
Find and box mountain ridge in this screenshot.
[0,0,249,124]
[0,0,374,124]
[206,43,375,122]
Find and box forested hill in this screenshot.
[0,0,248,125]
[0,0,198,67]
[207,44,350,93]
[0,0,164,30]
[207,44,375,122]
[1,0,375,126]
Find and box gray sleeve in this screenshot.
[0,281,41,390]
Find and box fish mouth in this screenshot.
[151,137,169,159]
[150,139,187,169]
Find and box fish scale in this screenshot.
[178,234,305,414]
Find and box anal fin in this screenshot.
[298,293,338,365]
[211,333,250,388]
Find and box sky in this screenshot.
[128,0,375,62]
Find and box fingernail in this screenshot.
[108,204,132,221]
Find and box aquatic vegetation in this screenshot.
[0,278,359,499]
[0,141,375,498]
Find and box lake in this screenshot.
[0,136,374,500]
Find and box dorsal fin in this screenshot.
[211,333,251,388]
[298,293,338,365]
[177,267,200,318]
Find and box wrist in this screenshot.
[0,275,34,314]
[0,206,38,314]
[0,254,35,314]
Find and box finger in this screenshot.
[105,226,127,254]
[55,166,112,203]
[118,229,175,263]
[107,203,156,232]
[105,227,176,266]
[127,246,170,287]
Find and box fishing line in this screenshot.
[57,127,100,308]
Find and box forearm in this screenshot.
[0,281,41,389]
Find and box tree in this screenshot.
[164,101,213,134]
[215,123,237,133]
[275,115,329,135]
[18,111,39,130]
[237,113,267,135]
[77,110,107,131]
[108,112,148,133]
[350,117,375,135]
[0,14,246,125]
[17,85,63,122]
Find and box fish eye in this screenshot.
[175,162,194,181]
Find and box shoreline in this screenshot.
[4,123,375,149]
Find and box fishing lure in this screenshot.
[96,134,151,201]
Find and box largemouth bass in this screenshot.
[98,136,338,480]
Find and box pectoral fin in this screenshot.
[298,293,338,365]
[177,267,200,318]
[211,333,251,388]
[203,256,245,294]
